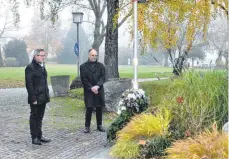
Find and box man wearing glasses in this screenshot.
[80,48,106,133]
[25,49,51,145]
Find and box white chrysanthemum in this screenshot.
[121,106,126,111]
[127,93,135,99]
[132,94,137,100]
[117,109,121,115]
[118,100,123,106]
[138,89,145,95]
[135,94,140,99]
[223,122,228,132]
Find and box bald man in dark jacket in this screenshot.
[80,49,106,133]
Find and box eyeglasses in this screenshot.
[37,55,46,57]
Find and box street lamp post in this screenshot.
[72,12,84,77]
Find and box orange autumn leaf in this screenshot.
[176,96,184,104]
[139,139,146,145]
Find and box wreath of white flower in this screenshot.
[117,88,147,115]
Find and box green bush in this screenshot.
[4,57,20,67]
[107,110,133,142]
[139,136,172,158]
[4,39,29,66]
[68,88,84,100]
[160,71,228,137]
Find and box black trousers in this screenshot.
[30,104,46,139]
[85,107,102,128]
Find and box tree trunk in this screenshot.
[172,51,186,76]
[92,40,101,60]
[215,50,223,67]
[192,57,194,67]
[92,14,104,61]
[104,0,119,80]
[0,46,4,67]
[163,52,169,67]
[224,51,228,69]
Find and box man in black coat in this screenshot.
[25,49,51,145]
[80,49,106,133]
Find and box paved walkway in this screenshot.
[0,78,164,159]
[0,87,114,159]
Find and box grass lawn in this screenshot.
[0,64,173,88]
[48,96,116,131]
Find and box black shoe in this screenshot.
[32,137,42,145]
[83,127,90,133]
[40,136,51,143]
[97,126,105,132]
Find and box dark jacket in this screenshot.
[25,59,50,105]
[80,60,105,108]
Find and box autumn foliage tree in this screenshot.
[24,12,64,57]
[136,0,228,75]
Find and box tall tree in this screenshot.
[9,0,131,79]
[0,48,4,67]
[86,0,107,56]
[187,45,206,67]
[136,0,228,75]
[104,0,119,80]
[207,18,228,67]
[4,39,29,66]
[57,24,90,64]
[1,0,20,28]
[21,0,130,61]
[0,16,16,39]
[24,12,64,56]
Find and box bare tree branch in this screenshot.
[98,0,101,12]
[100,0,106,17]
[209,33,228,51]
[117,9,132,28]
[211,0,229,16]
[75,3,92,10]
[94,0,98,13]
[119,1,132,11]
[99,9,132,39]
[0,16,18,38]
[82,20,95,25]
[0,18,7,38]
[88,0,96,14]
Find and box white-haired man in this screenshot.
[25,49,51,145]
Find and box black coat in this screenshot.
[80,60,105,108]
[25,60,50,105]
